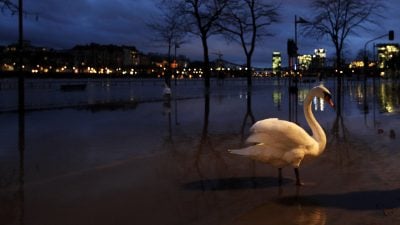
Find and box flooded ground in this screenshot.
[1,77,400,225]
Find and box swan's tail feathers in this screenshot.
[228,144,264,157]
[228,148,252,156]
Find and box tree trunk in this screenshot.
[166,42,172,87]
[201,36,210,89]
[246,55,252,87]
[336,49,342,70]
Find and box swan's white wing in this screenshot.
[247,118,316,150]
[228,144,305,167]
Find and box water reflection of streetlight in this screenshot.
[378,82,397,113]
[272,89,282,110]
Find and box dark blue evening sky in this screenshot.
[1,0,399,67]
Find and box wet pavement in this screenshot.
[1,77,400,225]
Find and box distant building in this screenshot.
[0,41,71,73]
[122,46,141,66]
[272,51,281,75]
[312,48,326,69]
[298,54,312,70]
[72,44,122,71]
[296,48,326,74]
[376,43,399,69]
[349,60,364,69]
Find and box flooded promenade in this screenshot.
[1,77,400,225]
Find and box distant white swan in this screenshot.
[163,83,171,96]
[229,85,334,185]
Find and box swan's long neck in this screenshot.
[304,93,326,154]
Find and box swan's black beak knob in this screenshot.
[324,94,335,108]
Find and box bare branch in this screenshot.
[303,0,385,68]
[159,0,230,87]
[1,0,39,20]
[0,0,17,14]
[217,0,279,85]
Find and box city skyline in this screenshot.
[1,0,399,68]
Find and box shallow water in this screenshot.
[1,77,400,225]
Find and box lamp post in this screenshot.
[363,30,394,77]
[287,15,308,123]
[294,15,308,70]
[18,0,24,110]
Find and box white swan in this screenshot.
[163,83,172,96]
[229,85,334,185]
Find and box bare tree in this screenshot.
[304,0,384,70]
[162,0,229,88]
[148,5,186,87]
[219,0,279,86]
[0,0,18,13]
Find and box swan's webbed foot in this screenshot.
[294,168,303,186]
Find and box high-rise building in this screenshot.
[272,51,281,75]
[312,48,326,69]
[376,43,399,69]
[314,48,326,58]
[296,49,326,72]
[298,54,312,70]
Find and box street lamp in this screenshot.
[287,15,309,123]
[363,30,394,76]
[295,15,308,46]
[294,15,309,70]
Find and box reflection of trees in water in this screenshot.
[329,77,378,169]
[159,90,272,219]
[241,88,255,141]
[195,92,230,187]
[0,81,25,225]
[329,77,353,168]
[331,77,349,140]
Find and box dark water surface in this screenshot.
[1,77,400,225]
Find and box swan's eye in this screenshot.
[323,92,335,107]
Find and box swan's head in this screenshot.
[311,85,334,108]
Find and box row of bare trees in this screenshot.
[149,0,384,88]
[2,0,384,86]
[151,0,279,88]
[304,0,384,71]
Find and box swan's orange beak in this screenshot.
[324,96,335,108]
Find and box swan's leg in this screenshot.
[278,168,282,185]
[294,168,303,186]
